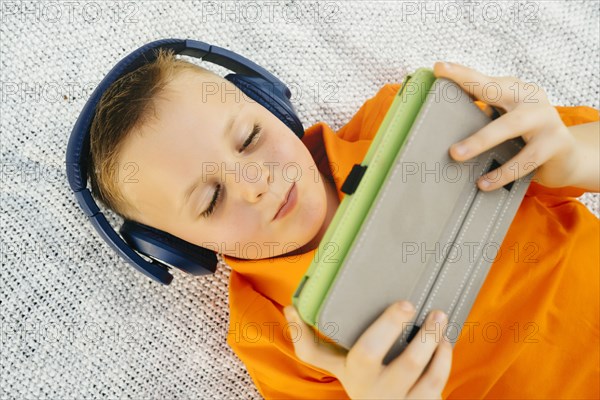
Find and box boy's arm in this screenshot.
[433,61,598,195]
[227,273,349,400]
[564,121,600,192]
[524,105,600,198]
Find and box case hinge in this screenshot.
[341,164,368,195]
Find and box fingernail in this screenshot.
[479,178,491,189]
[453,143,468,156]
[442,62,453,70]
[433,311,447,323]
[398,301,415,312]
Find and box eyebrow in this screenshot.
[181,107,240,213]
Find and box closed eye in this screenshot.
[199,123,263,219]
[239,123,262,152]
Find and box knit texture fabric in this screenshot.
[1,1,598,398]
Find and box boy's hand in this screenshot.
[283,303,452,399]
[434,61,581,191]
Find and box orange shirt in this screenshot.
[224,83,600,399]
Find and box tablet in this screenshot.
[292,68,533,365]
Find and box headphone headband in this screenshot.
[66,38,301,285]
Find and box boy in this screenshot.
[89,48,599,399]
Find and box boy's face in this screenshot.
[117,70,329,259]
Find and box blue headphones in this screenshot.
[66,38,305,285]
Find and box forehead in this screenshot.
[153,71,232,118]
[122,73,245,163]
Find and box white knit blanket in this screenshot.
[1,1,598,399]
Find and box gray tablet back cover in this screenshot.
[316,78,533,365]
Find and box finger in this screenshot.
[283,305,347,377]
[406,335,453,399]
[433,61,522,113]
[347,301,416,370]
[449,106,541,162]
[384,310,448,388]
[476,139,547,191]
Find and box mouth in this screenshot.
[272,182,297,221]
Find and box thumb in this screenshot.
[283,305,297,322]
[283,305,312,356]
[282,305,346,378]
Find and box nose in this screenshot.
[236,161,272,203]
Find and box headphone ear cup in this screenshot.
[224,73,304,139]
[119,220,218,276]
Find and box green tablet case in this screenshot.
[291,67,534,364]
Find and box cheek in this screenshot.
[264,134,298,161]
[266,136,314,176]
[222,207,260,233]
[258,112,313,170]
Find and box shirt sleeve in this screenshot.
[226,271,349,400]
[336,82,403,142]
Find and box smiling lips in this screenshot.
[273,182,298,221]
